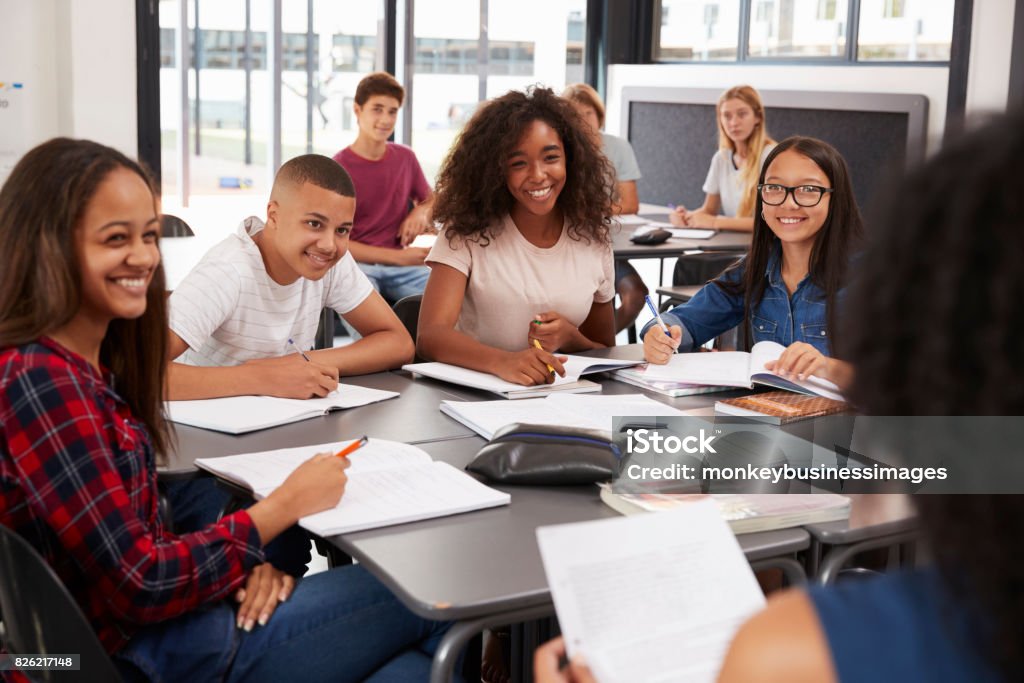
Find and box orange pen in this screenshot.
[335,435,368,459]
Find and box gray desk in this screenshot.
[162,372,481,477]
[611,228,751,258]
[804,517,919,586]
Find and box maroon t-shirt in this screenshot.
[333,143,431,249]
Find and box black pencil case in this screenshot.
[466,423,623,485]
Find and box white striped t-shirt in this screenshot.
[169,216,373,367]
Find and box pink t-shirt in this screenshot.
[333,143,431,249]
[427,214,615,352]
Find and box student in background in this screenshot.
[418,86,617,386]
[167,154,413,402]
[0,138,451,681]
[671,85,775,231]
[717,109,1024,683]
[562,82,649,335]
[333,71,435,305]
[643,137,859,387]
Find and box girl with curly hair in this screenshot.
[642,136,861,389]
[418,86,618,386]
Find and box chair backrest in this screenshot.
[392,294,423,362]
[0,525,122,682]
[160,213,194,238]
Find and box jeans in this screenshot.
[114,564,456,683]
[163,477,312,577]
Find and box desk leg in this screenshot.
[430,604,556,683]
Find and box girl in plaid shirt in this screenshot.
[0,139,451,682]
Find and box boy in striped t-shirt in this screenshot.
[167,154,413,401]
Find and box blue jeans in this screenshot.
[114,564,457,683]
[163,477,311,577]
[358,263,430,305]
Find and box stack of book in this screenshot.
[715,390,849,424]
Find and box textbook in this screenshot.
[611,365,734,397]
[166,384,399,434]
[599,486,850,534]
[537,501,765,683]
[439,393,698,440]
[639,341,845,401]
[402,355,642,399]
[715,390,849,424]
[195,439,510,536]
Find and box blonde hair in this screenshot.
[717,85,774,217]
[561,82,605,129]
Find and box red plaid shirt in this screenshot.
[0,338,264,657]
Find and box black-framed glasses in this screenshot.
[758,183,834,207]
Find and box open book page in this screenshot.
[195,439,434,491]
[405,356,641,395]
[441,394,695,440]
[537,501,765,683]
[285,462,510,536]
[273,384,399,411]
[747,341,844,401]
[166,395,322,434]
[638,351,753,387]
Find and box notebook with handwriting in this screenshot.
[195,439,510,536]
[403,355,642,399]
[166,384,399,434]
[639,341,844,400]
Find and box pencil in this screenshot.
[644,295,678,354]
[335,435,368,459]
[532,338,556,375]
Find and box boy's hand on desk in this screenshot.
[643,325,681,364]
[235,563,295,632]
[494,348,567,386]
[534,637,597,683]
[530,312,577,351]
[398,205,433,246]
[241,354,339,398]
[764,341,828,382]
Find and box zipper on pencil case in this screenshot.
[503,432,623,460]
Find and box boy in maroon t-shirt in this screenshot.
[332,72,434,305]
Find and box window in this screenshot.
[656,0,741,61]
[655,0,954,63]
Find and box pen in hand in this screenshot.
[335,435,368,459]
[644,295,678,354]
[287,337,311,362]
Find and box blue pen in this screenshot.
[287,338,312,362]
[644,295,678,353]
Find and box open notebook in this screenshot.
[403,355,642,399]
[195,438,510,536]
[440,393,701,440]
[537,501,765,683]
[166,384,399,434]
[639,341,844,400]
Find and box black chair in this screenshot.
[392,294,423,359]
[0,525,122,682]
[160,213,194,238]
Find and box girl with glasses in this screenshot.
[642,136,861,388]
[670,85,775,231]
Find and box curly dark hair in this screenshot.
[844,108,1024,678]
[717,136,864,352]
[432,86,615,245]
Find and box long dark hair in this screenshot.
[0,138,170,459]
[717,136,863,352]
[845,109,1024,677]
[432,86,615,245]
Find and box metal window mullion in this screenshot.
[244,0,252,165]
[478,0,489,101]
[176,0,190,207]
[193,0,201,156]
[846,0,860,63]
[306,0,315,153]
[269,0,282,181]
[397,0,414,146]
[738,0,752,62]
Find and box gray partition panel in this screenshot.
[622,87,928,216]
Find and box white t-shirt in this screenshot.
[426,214,615,353]
[170,216,374,366]
[702,143,776,217]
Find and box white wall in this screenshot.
[965,0,1016,116]
[0,0,137,184]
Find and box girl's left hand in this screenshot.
[235,563,295,632]
[764,342,831,382]
[530,312,578,352]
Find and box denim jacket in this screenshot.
[643,246,835,354]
